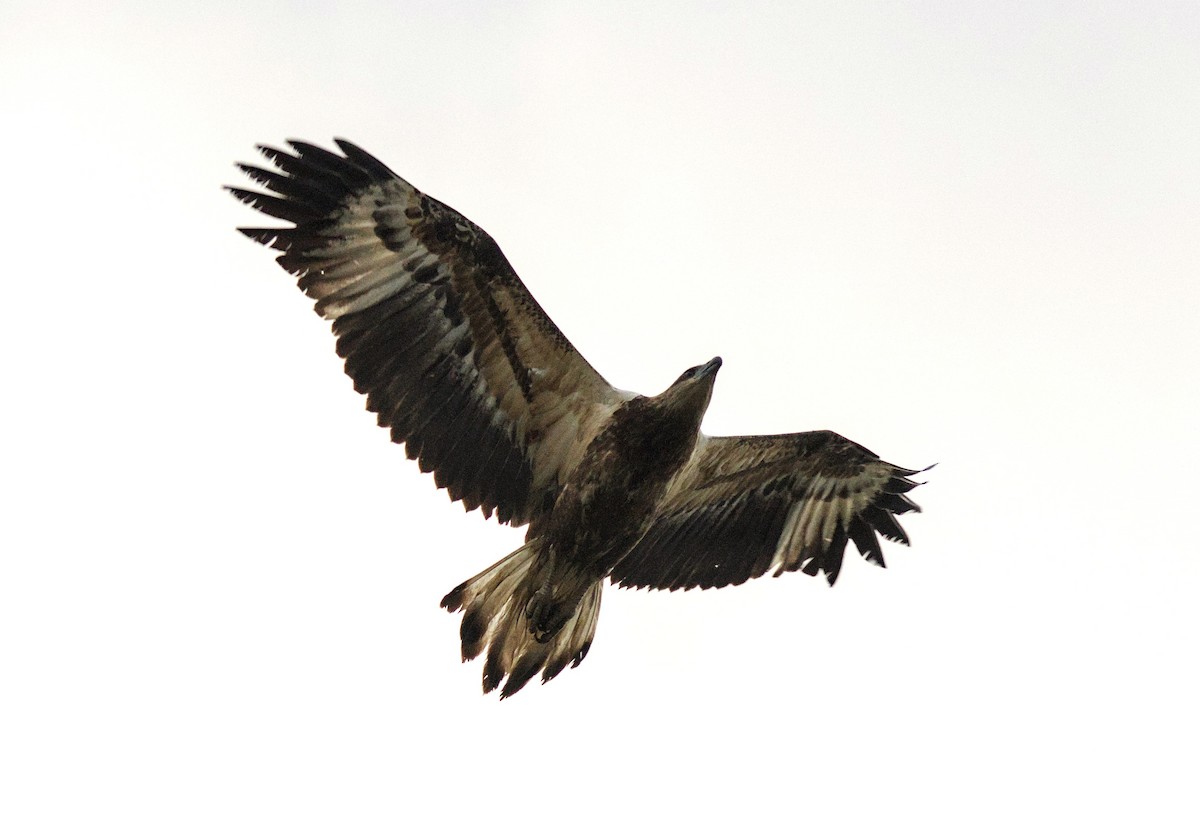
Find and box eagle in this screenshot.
[230,139,926,698]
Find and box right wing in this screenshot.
[229,139,627,525]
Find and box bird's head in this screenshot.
[657,355,722,420]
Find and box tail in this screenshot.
[440,540,603,698]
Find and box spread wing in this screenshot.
[610,431,924,590]
[229,139,626,525]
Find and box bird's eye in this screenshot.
[675,365,701,385]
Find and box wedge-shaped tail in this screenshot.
[441,540,602,698]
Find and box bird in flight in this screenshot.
[230,139,926,698]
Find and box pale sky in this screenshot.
[3,2,1198,833]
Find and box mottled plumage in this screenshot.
[230,139,927,697]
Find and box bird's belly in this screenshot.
[550,476,668,573]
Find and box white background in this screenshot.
[3,2,1198,833]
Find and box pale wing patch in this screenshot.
[297,184,427,318]
[768,463,893,576]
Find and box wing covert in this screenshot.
[611,431,924,590]
[230,139,625,525]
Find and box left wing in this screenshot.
[610,431,924,590]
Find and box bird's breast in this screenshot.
[544,429,695,574]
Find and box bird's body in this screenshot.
[539,363,718,589]
[231,139,926,697]
[444,363,719,694]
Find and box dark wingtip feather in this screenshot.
[849,519,885,567]
[236,227,292,250]
[255,143,297,167]
[334,138,399,180]
[286,139,372,188]
[286,138,344,163]
[862,508,910,547]
[227,187,321,224]
[235,163,277,189]
[879,491,921,515]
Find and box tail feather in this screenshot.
[542,582,601,682]
[443,545,537,661]
[441,540,603,698]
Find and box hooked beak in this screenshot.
[699,356,723,378]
